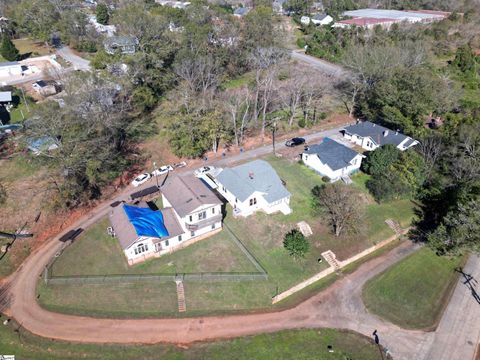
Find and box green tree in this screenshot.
[0,35,19,61]
[453,45,476,73]
[366,149,425,202]
[96,3,109,25]
[361,144,401,176]
[283,229,310,259]
[427,199,480,255]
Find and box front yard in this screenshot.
[38,156,417,317]
[362,247,464,329]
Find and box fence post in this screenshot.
[43,266,49,284]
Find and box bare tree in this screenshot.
[223,86,251,146]
[312,183,365,237]
[418,135,443,181]
[248,47,289,138]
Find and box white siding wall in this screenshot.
[302,153,363,181]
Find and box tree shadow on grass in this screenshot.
[0,280,13,313]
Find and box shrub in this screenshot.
[283,229,309,259]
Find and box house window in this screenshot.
[249,198,257,206]
[191,231,195,237]
[304,155,308,161]
[189,215,193,222]
[211,223,216,230]
[164,239,169,247]
[352,159,356,165]
[212,207,215,214]
[198,211,206,220]
[134,243,148,255]
[178,235,182,242]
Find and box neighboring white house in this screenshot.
[0,61,22,77]
[301,16,311,25]
[88,15,116,37]
[302,138,364,181]
[342,121,419,151]
[155,0,191,9]
[215,159,291,217]
[234,7,251,17]
[311,13,333,25]
[109,175,223,265]
[104,36,138,55]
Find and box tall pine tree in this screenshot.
[1,35,19,61]
[96,4,109,25]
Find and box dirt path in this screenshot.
[4,238,422,358]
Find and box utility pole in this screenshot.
[272,118,278,155]
[153,161,159,188]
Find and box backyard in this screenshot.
[362,247,464,330]
[38,156,417,317]
[0,321,386,360]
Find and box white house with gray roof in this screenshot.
[342,121,418,151]
[302,138,364,181]
[215,160,291,217]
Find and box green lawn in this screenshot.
[13,38,52,57]
[362,247,464,330]
[39,157,417,317]
[50,218,257,277]
[0,321,385,360]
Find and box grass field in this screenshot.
[13,38,51,58]
[0,321,386,360]
[39,157,416,316]
[362,247,464,329]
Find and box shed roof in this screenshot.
[343,121,412,147]
[216,159,290,203]
[0,91,12,102]
[161,175,222,218]
[305,138,360,171]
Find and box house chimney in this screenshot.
[383,130,389,137]
[249,171,254,179]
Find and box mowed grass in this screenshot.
[40,157,417,317]
[13,38,52,57]
[362,247,464,329]
[0,323,384,360]
[51,218,257,276]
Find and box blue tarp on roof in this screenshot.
[123,204,169,238]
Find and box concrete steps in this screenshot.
[176,280,186,313]
[321,250,340,270]
[385,219,402,235]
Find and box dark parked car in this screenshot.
[285,137,306,147]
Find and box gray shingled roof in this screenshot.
[343,121,412,147]
[305,138,360,171]
[0,61,20,68]
[161,175,222,218]
[234,7,250,16]
[104,36,137,47]
[312,13,329,20]
[216,160,290,203]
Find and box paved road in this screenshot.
[291,50,345,78]
[425,254,480,360]
[56,46,91,71]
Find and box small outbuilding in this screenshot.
[311,13,333,25]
